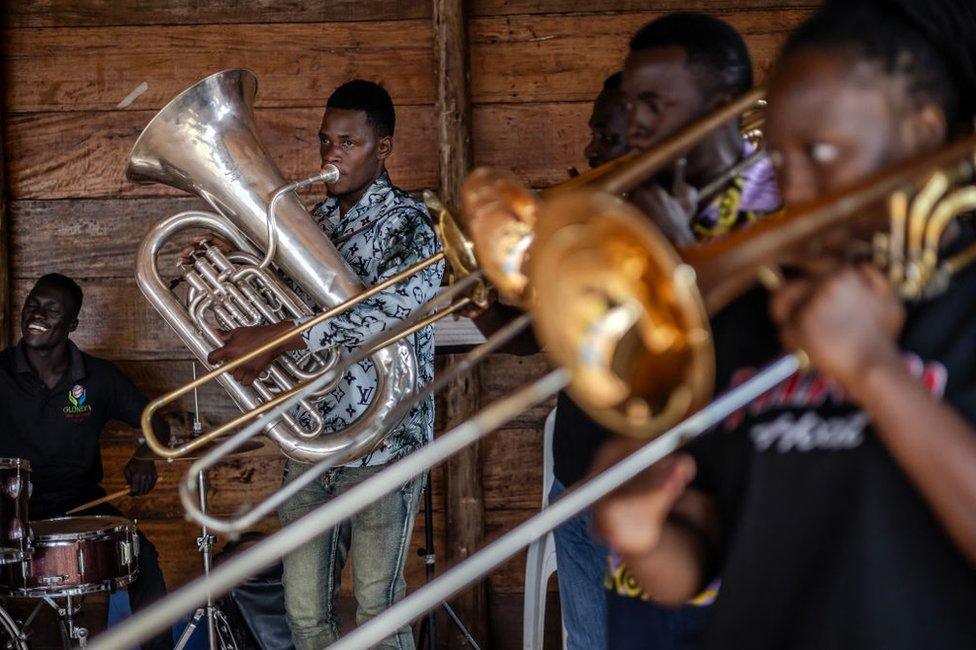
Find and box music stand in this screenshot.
[414,473,480,650]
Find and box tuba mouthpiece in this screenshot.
[320,164,340,185]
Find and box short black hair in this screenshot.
[603,72,623,93]
[630,13,753,100]
[326,80,396,138]
[781,0,976,127]
[34,273,83,319]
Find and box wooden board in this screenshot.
[5,106,438,200]
[3,0,818,28]
[11,277,185,359]
[10,197,206,278]
[5,103,576,201]
[2,21,434,112]
[481,428,544,511]
[477,353,556,429]
[3,10,802,113]
[468,10,805,104]
[100,439,449,518]
[1,1,432,27]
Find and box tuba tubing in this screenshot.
[128,69,418,463]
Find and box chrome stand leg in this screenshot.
[174,470,237,650]
[46,595,88,649]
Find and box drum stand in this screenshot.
[414,474,480,650]
[173,470,237,650]
[31,594,87,648]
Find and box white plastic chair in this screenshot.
[522,408,567,649]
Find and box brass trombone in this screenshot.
[93,128,976,650]
[139,86,764,464]
[169,88,769,536]
[92,89,780,648]
[327,132,976,649]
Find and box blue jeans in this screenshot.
[278,460,423,649]
[606,591,710,650]
[550,478,609,650]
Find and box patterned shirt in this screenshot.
[284,172,444,467]
[692,139,781,239]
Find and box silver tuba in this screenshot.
[128,69,417,463]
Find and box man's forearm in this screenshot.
[620,518,711,607]
[854,357,976,564]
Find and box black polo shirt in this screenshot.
[0,340,147,518]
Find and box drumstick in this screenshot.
[66,488,131,515]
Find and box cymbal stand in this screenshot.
[174,365,237,650]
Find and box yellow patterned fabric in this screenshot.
[605,556,719,607]
[692,175,762,240]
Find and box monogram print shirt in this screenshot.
[286,172,444,467]
[692,139,780,239]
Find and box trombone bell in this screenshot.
[530,191,714,437]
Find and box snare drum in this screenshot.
[0,515,139,597]
[0,459,30,566]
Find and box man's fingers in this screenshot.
[769,279,812,326]
[857,261,894,297]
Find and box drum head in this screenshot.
[31,515,133,539]
[0,459,29,471]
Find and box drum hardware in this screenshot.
[173,365,238,650]
[44,594,88,648]
[0,460,31,566]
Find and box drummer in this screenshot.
[0,273,173,650]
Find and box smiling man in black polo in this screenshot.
[0,273,173,650]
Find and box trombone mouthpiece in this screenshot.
[320,164,340,185]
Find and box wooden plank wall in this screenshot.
[0,1,813,647]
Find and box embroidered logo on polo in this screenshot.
[724,352,947,453]
[63,383,93,420]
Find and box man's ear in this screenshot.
[901,102,947,154]
[377,135,393,161]
[68,317,79,333]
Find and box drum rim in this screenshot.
[0,459,30,471]
[29,515,136,541]
[0,568,139,598]
[0,548,25,565]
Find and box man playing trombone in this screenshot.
[595,1,976,647]
[200,81,444,649]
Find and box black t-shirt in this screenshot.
[688,263,976,649]
[552,390,610,487]
[0,341,148,518]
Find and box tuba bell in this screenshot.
[129,69,417,464]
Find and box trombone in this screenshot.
[139,86,764,462]
[92,128,976,650]
[170,87,769,536]
[325,132,976,649]
[91,88,778,648]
